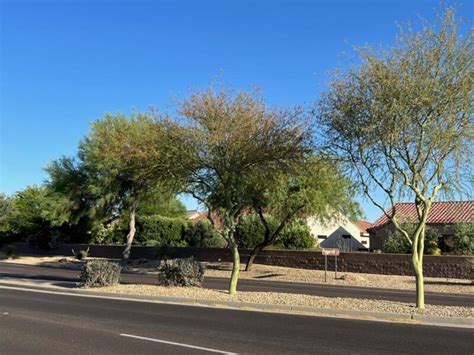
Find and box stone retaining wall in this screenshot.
[11,242,472,279]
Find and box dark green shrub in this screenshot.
[79,260,121,287]
[383,223,441,254]
[186,221,226,248]
[0,233,19,248]
[383,232,411,253]
[451,222,474,255]
[276,218,315,250]
[26,227,55,250]
[137,215,188,247]
[236,214,276,249]
[236,214,315,250]
[157,257,204,287]
[4,244,18,259]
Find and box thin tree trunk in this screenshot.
[412,228,425,309]
[245,243,266,271]
[414,263,425,309]
[122,206,137,260]
[229,242,240,295]
[245,206,297,272]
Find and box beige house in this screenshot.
[307,216,372,251]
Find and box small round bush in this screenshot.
[79,260,121,288]
[4,244,18,259]
[186,221,226,248]
[157,257,204,287]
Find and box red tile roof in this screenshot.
[355,220,373,233]
[369,201,474,230]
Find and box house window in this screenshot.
[342,234,351,239]
[362,241,367,245]
[318,235,327,240]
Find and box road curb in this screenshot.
[411,313,474,328]
[0,280,471,329]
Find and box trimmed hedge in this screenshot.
[137,216,188,247]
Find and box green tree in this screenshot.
[8,186,70,249]
[60,113,187,259]
[137,189,187,218]
[180,86,312,294]
[318,9,473,308]
[0,194,14,233]
[245,156,360,271]
[47,156,115,242]
[48,157,188,245]
[0,193,17,245]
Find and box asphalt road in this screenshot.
[0,262,472,307]
[0,286,473,354]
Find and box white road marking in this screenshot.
[119,333,237,354]
[0,284,185,305]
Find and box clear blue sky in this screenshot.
[1,0,471,221]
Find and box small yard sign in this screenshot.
[321,248,340,282]
[321,248,340,256]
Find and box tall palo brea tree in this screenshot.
[47,156,188,240]
[78,113,186,259]
[180,87,312,294]
[47,156,117,230]
[245,156,360,271]
[318,9,473,308]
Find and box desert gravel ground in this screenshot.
[2,255,472,295]
[125,260,473,295]
[89,284,473,319]
[201,262,473,294]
